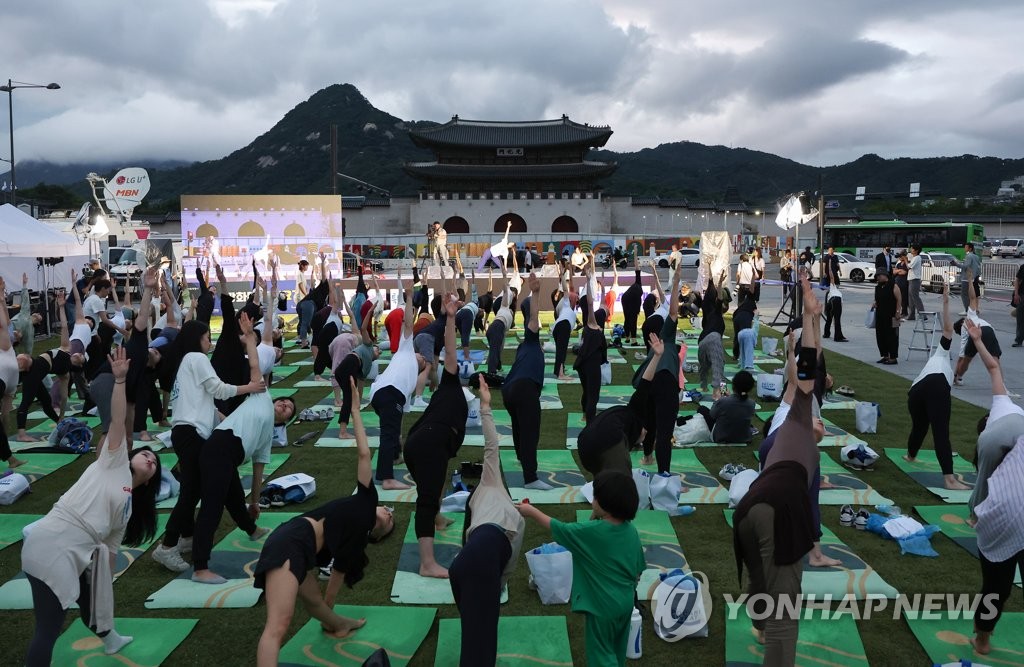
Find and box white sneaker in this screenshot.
[177,537,192,554]
[411,397,431,409]
[152,544,189,573]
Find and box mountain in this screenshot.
[5,83,1024,207]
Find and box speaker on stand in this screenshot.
[36,257,65,337]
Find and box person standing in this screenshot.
[736,253,754,305]
[822,247,841,287]
[751,248,766,302]
[872,271,901,364]
[1014,261,1024,347]
[874,244,893,276]
[799,246,815,273]
[432,221,449,271]
[894,251,910,318]
[954,243,982,315]
[907,245,926,321]
[779,249,793,300]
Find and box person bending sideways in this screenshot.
[253,385,394,667]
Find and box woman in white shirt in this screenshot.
[0,276,26,470]
[736,253,754,305]
[550,270,578,381]
[151,317,266,573]
[751,248,766,302]
[22,347,161,664]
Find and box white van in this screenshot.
[996,239,1024,258]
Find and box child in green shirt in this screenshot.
[518,471,646,666]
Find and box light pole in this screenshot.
[0,79,61,205]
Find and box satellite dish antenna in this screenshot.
[102,167,150,219]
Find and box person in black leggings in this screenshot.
[14,291,76,442]
[574,258,607,422]
[502,273,551,490]
[550,270,576,381]
[404,292,468,578]
[904,283,971,491]
[634,263,682,474]
[332,298,377,439]
[620,256,644,345]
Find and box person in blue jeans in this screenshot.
[732,294,758,370]
[296,254,327,348]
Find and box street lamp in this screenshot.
[0,79,62,205]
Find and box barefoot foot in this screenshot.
[944,476,972,491]
[970,633,991,655]
[809,554,843,567]
[381,479,412,490]
[419,563,449,579]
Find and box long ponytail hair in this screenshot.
[123,446,162,547]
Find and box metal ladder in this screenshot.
[905,311,939,360]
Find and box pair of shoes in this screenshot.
[835,385,855,397]
[839,505,855,526]
[855,509,871,530]
[152,544,190,573]
[719,463,748,481]
[1013,342,1023,348]
[882,359,898,365]
[411,396,431,409]
[269,490,286,507]
[834,337,850,342]
[953,376,964,387]
[634,352,647,361]
[823,332,831,339]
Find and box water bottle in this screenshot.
[626,607,642,659]
[451,470,463,493]
[675,505,696,517]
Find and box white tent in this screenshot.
[0,203,90,290]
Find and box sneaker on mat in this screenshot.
[177,536,193,554]
[839,505,855,526]
[854,509,870,530]
[152,544,190,573]
[719,464,747,481]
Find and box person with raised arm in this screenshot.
[404,291,469,578]
[8,272,42,356]
[254,378,394,666]
[620,254,644,346]
[952,271,1000,386]
[22,347,161,665]
[484,260,515,375]
[14,289,75,442]
[734,272,821,661]
[126,267,165,445]
[475,267,495,332]
[332,294,378,439]
[550,267,577,381]
[574,254,608,422]
[633,262,682,473]
[697,266,728,400]
[368,277,421,491]
[448,374,525,665]
[477,220,512,271]
[640,264,669,355]
[904,282,971,491]
[151,314,266,573]
[0,276,27,469]
[502,272,552,490]
[296,253,329,349]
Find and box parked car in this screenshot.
[996,239,1024,258]
[653,248,701,269]
[809,252,875,283]
[920,252,961,292]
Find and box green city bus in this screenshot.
[823,220,985,261]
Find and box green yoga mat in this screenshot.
[885,448,975,503]
[907,611,1024,666]
[755,412,868,449]
[818,453,893,506]
[725,603,869,667]
[279,605,436,666]
[390,512,509,605]
[315,409,515,448]
[271,364,302,380]
[434,616,573,667]
[500,449,585,504]
[51,617,199,667]
[723,510,898,599]
[2,452,79,484]
[631,450,727,504]
[26,414,102,432]
[366,451,419,503]
[145,512,297,609]
[155,452,291,509]
[0,513,41,550]
[578,509,689,601]
[590,385,637,410]
[539,385,564,410]
[821,395,858,410]
[0,514,172,609]
[269,387,298,399]
[914,505,1022,586]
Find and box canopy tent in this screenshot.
[0,204,89,290]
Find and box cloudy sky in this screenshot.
[2,0,1023,169]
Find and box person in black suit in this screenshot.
[822,247,841,286]
[874,245,893,276]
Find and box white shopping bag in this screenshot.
[600,362,612,385]
[757,373,783,400]
[525,544,573,604]
[673,415,711,446]
[632,469,652,510]
[855,401,879,434]
[761,337,778,356]
[728,469,759,509]
[650,472,681,512]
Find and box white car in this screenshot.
[920,252,961,292]
[651,248,701,269]
[812,253,876,283]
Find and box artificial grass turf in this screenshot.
[1,323,1019,666]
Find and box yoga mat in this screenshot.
[26,414,102,429]
[390,512,509,605]
[51,617,199,667]
[269,387,298,399]
[500,449,585,504]
[0,513,41,550]
[2,452,79,484]
[543,354,627,365]
[914,505,1022,586]
[724,511,898,599]
[884,448,975,503]
[145,512,297,609]
[631,450,727,504]
[440,348,488,363]
[366,450,418,503]
[271,364,302,380]
[539,385,563,410]
[822,395,858,410]
[589,384,636,410]
[433,616,573,667]
[818,453,893,506]
[579,509,689,600]
[294,376,331,387]
[0,514,172,609]
[155,452,291,509]
[724,603,869,667]
[279,605,436,666]
[907,611,1024,667]
[756,412,869,449]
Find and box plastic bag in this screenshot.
[466,397,482,428]
[855,402,879,434]
[632,469,652,511]
[864,309,876,329]
[761,337,778,356]
[600,362,612,386]
[652,569,710,640]
[728,469,759,509]
[650,472,681,512]
[525,543,573,604]
[673,415,711,446]
[757,373,782,400]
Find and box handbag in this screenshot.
[864,308,876,329]
[650,471,682,512]
[525,543,573,604]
